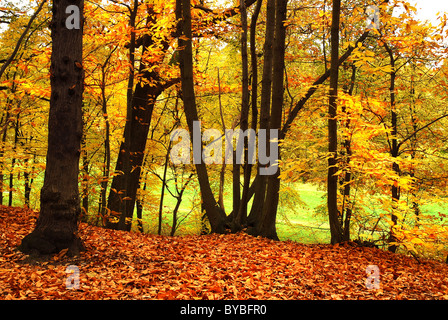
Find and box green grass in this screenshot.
[8,167,447,255]
[137,171,333,242]
[276,182,330,243]
[121,174,448,247]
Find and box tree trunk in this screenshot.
[9,113,19,207]
[217,68,226,212]
[384,42,399,253]
[98,48,114,224]
[409,61,420,223]
[340,63,356,241]
[170,173,193,236]
[105,0,138,230]
[18,0,85,256]
[105,6,178,231]
[0,120,6,206]
[135,179,145,233]
[157,140,171,235]
[241,0,262,229]
[233,0,252,231]
[177,0,227,233]
[21,125,35,209]
[105,35,169,231]
[247,0,275,229]
[0,80,13,206]
[327,0,343,244]
[81,109,89,221]
[256,0,287,240]
[23,151,32,207]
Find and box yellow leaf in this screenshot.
[411,238,424,245]
[334,169,343,176]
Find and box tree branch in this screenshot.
[280,30,370,139]
[0,0,47,80]
[398,113,448,150]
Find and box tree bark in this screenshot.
[98,47,115,225]
[177,0,227,233]
[232,0,250,231]
[340,63,356,241]
[9,113,19,207]
[0,112,7,206]
[19,0,85,256]
[81,106,89,221]
[256,0,287,240]
[217,68,226,212]
[247,0,276,229]
[157,140,171,235]
[384,42,399,253]
[105,33,174,231]
[327,0,343,244]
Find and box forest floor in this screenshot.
[1,205,448,300]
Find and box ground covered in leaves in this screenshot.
[1,205,448,300]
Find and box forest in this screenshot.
[1,0,448,301]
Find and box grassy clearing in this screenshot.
[276,182,330,243]
[6,168,448,257]
[138,172,332,242]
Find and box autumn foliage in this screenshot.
[1,206,448,300]
[1,0,448,302]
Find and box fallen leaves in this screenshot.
[1,205,448,300]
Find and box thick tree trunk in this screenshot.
[104,1,138,231]
[19,0,85,256]
[327,0,343,244]
[256,0,287,240]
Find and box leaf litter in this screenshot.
[1,205,447,300]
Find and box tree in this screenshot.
[327,0,342,244]
[247,0,276,230]
[256,0,288,239]
[18,0,84,256]
[177,0,227,233]
[104,0,257,231]
[0,0,47,81]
